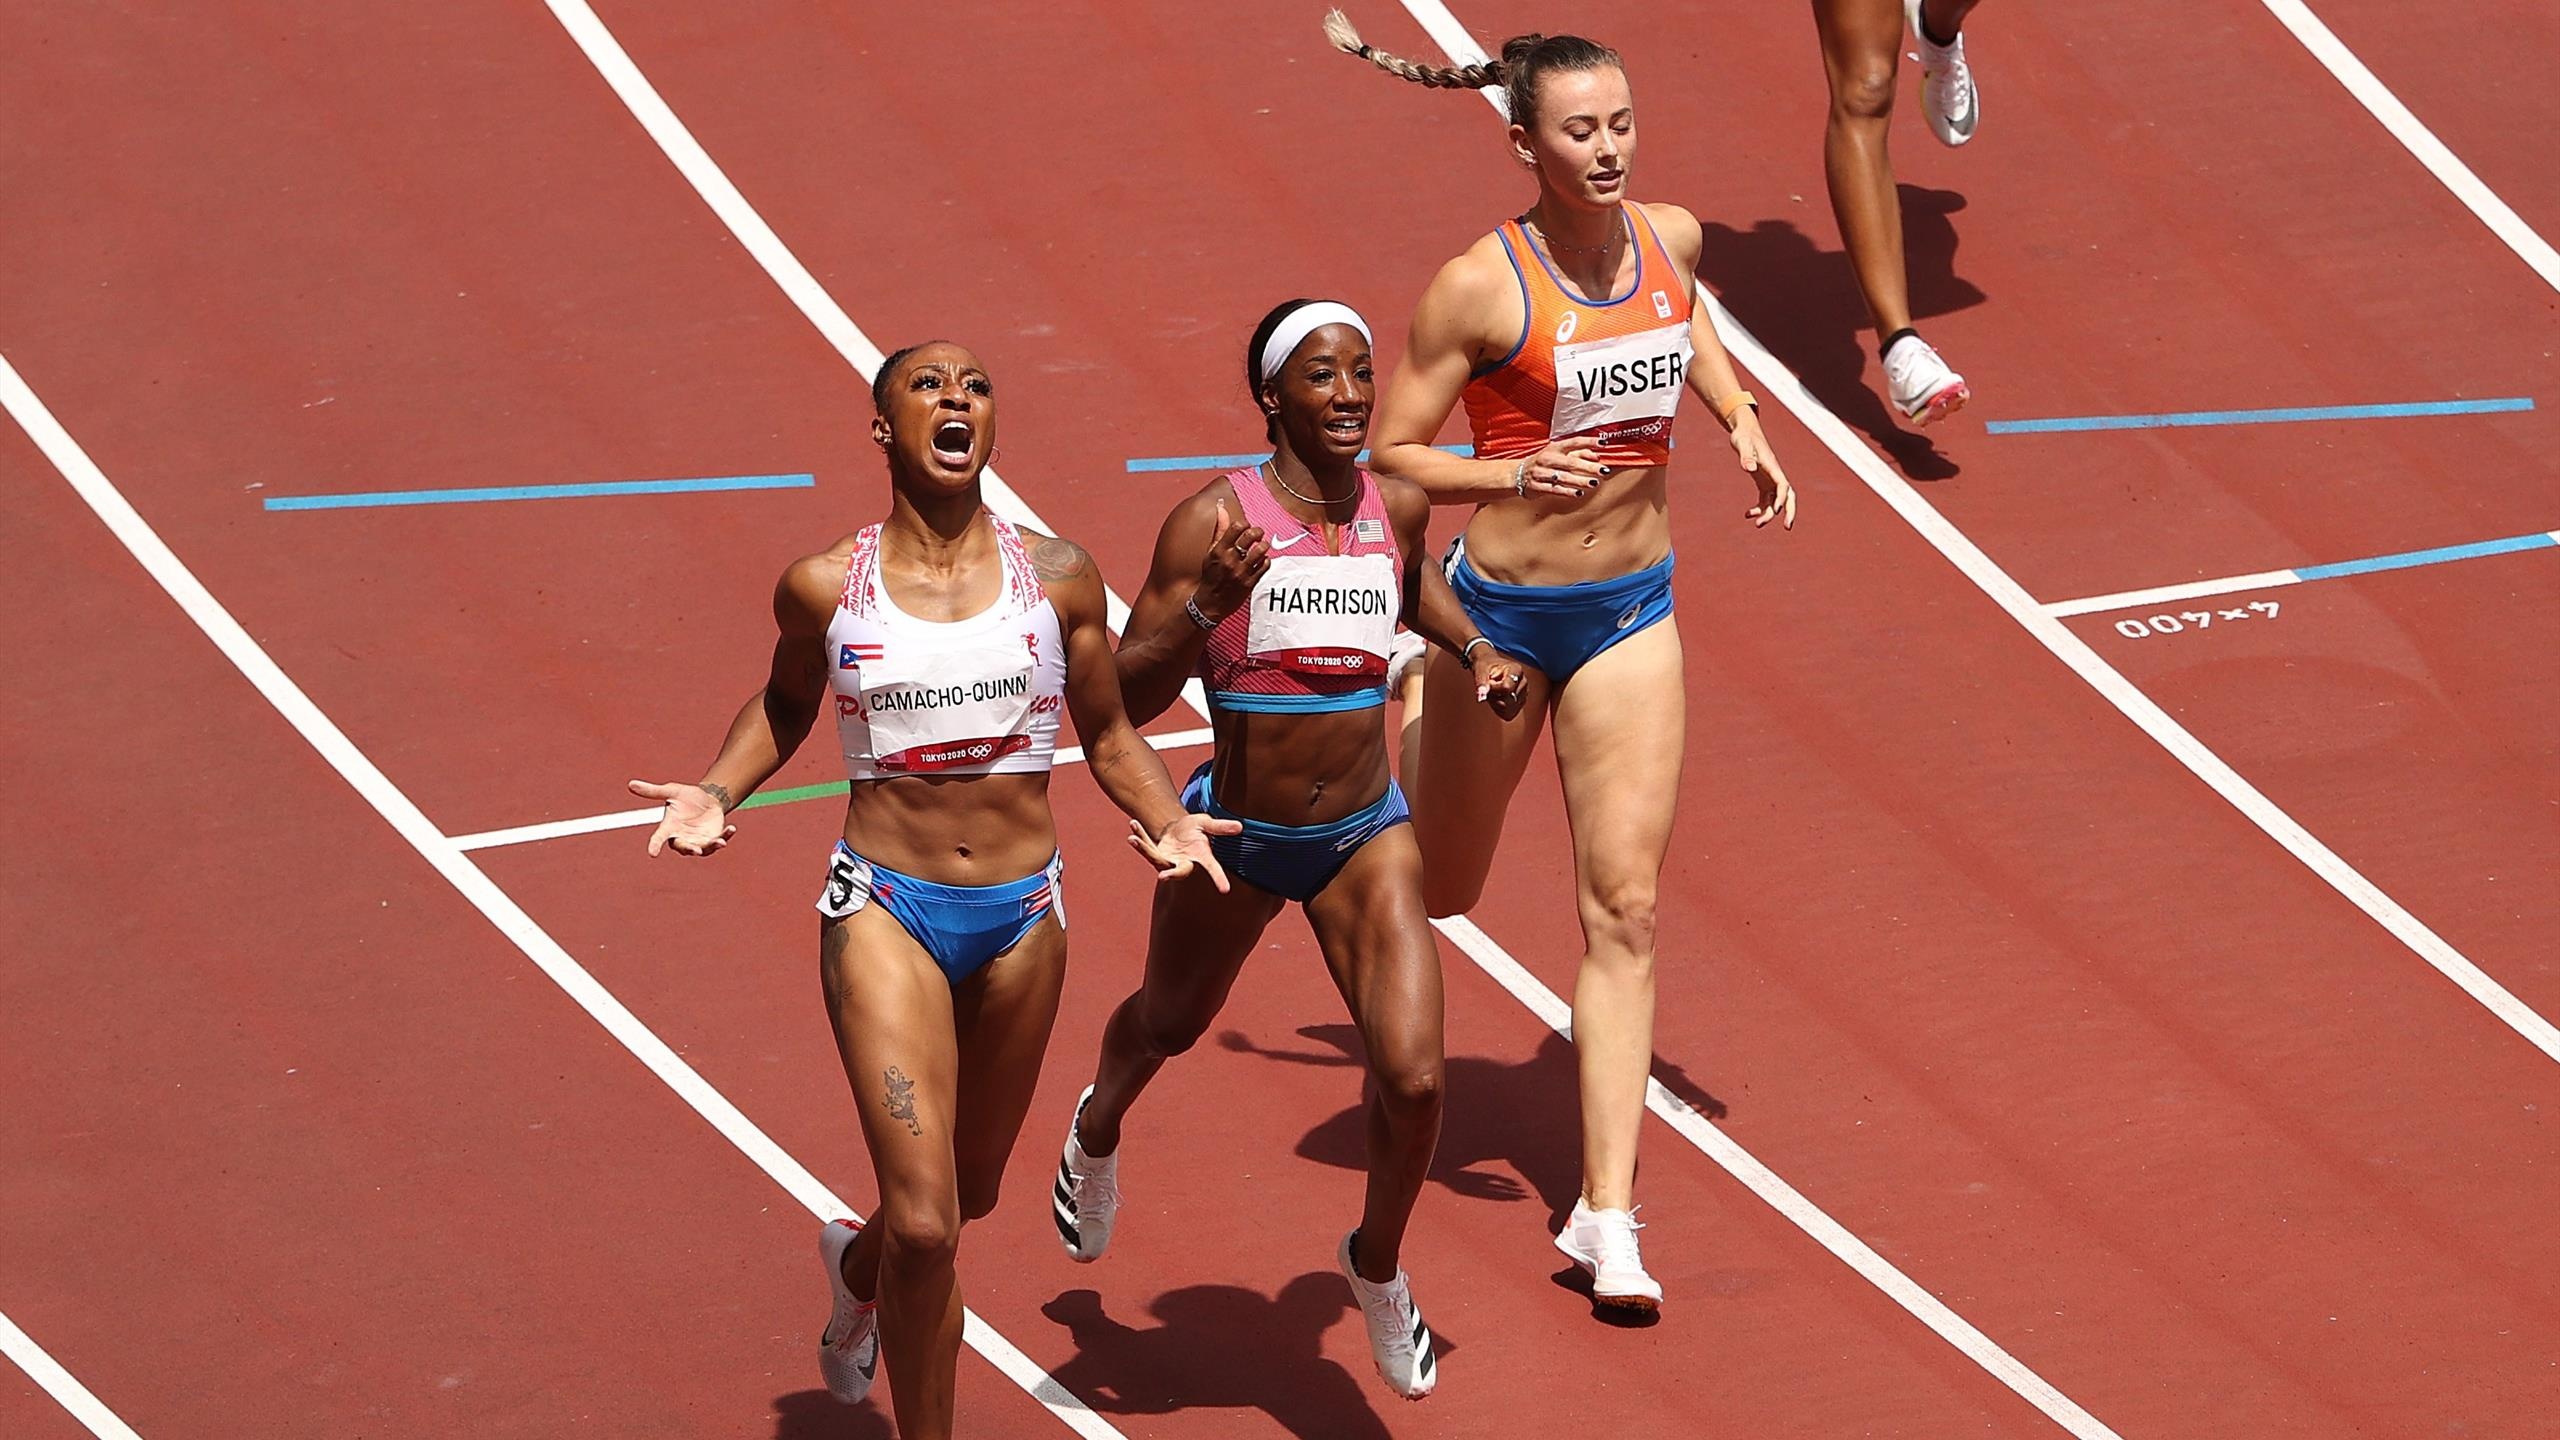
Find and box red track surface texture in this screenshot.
[5,2,2554,1437]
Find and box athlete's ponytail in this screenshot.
[1322,9,1621,128]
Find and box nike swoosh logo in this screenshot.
[1267,532,1311,550]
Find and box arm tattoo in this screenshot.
[1029,535,1091,583]
[699,781,736,812]
[882,1065,923,1137]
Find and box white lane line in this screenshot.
[0,1306,143,1440]
[537,0,1211,719]
[1397,1,2560,1063]
[0,351,1128,1440]
[2260,0,2560,297]
[2045,571,2299,619]
[451,727,1220,852]
[1431,916,2120,1437]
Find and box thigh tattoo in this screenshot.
[882,1065,922,1136]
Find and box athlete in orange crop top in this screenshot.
[1330,15,1794,1316]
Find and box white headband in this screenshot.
[1258,301,1373,381]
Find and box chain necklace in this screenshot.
[1263,459,1351,509]
[1524,216,1620,256]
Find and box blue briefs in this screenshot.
[1444,538,1675,684]
[1180,761,1411,903]
[814,841,1063,986]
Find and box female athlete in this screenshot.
[1816,0,1988,424]
[1052,299,1527,1399]
[629,341,1233,1438]
[1327,14,1795,1314]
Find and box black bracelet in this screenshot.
[1183,596,1218,632]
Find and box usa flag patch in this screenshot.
[1351,517,1387,546]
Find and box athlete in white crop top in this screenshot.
[628,342,1235,1440]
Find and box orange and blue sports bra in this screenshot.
[1461,203,1695,470]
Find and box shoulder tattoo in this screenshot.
[1029,535,1092,583]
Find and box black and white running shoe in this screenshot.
[1338,1230,1438,1400]
[1053,1085,1121,1262]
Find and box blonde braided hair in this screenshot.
[1322,9,1621,126]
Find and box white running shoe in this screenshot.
[1553,1199,1664,1312]
[1883,332,1971,426]
[816,1218,880,1405]
[1053,1086,1121,1262]
[1905,0,1979,146]
[1338,1231,1439,1400]
[1385,628,1429,694]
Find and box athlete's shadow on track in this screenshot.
[1697,185,1987,482]
[772,1388,893,1439]
[1220,1023,1727,1231]
[1038,1278,1402,1439]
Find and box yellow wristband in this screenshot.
[1714,390,1760,428]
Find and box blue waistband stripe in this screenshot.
[1209,686,1387,714]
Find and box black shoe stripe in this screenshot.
[1052,1203,1079,1244]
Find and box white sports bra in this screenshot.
[826,515,1067,781]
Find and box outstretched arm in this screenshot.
[629,553,840,856]
[1034,533,1240,890]
[1114,485,1267,725]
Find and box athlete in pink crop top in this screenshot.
[1052,300,1525,1401]
[628,342,1236,1438]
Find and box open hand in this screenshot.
[627,779,737,857]
[1125,812,1241,892]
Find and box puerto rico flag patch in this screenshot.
[840,642,883,669]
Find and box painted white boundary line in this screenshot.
[537,0,1206,719]
[0,1306,143,1440]
[532,0,2144,1430]
[2045,571,2298,619]
[529,0,2133,1427]
[1396,3,2560,1068]
[1431,917,2121,1437]
[1389,16,2126,1432]
[452,727,1219,852]
[2261,0,2560,297]
[0,350,1126,1439]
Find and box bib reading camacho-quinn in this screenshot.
[828,515,1068,779]
[1462,202,1694,470]
[1199,468,1402,713]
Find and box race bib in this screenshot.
[844,629,1039,774]
[814,844,874,919]
[1549,321,1692,447]
[1244,554,1399,677]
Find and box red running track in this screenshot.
[4,1,2554,1436]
